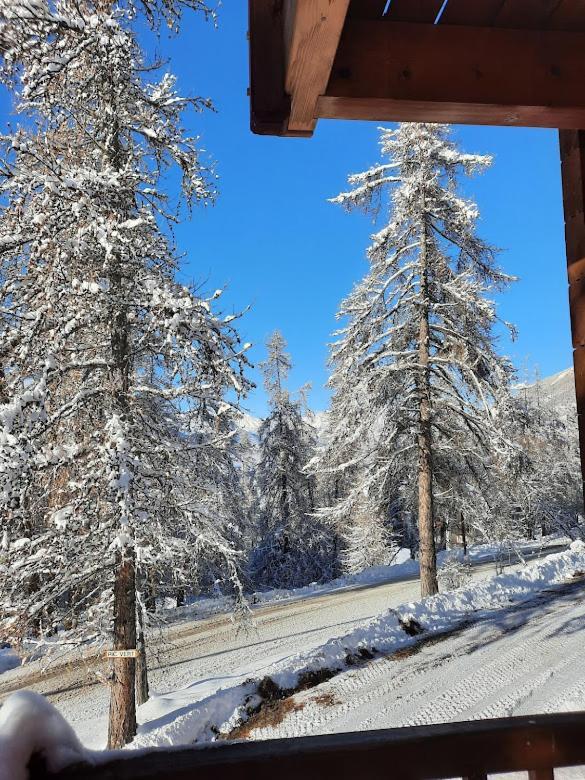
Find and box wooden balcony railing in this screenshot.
[29,711,585,780]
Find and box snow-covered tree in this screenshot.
[0,0,250,747]
[316,124,516,596]
[341,507,395,575]
[501,394,583,542]
[251,332,331,588]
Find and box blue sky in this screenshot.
[1,4,572,418]
[161,6,571,416]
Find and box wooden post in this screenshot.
[559,130,585,510]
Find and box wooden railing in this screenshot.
[31,711,585,780]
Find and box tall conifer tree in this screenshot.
[0,0,249,746]
[316,124,515,595]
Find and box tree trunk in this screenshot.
[107,552,137,749]
[144,579,156,613]
[460,511,468,556]
[437,518,447,552]
[135,602,149,707]
[417,221,438,598]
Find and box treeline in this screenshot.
[239,332,582,595]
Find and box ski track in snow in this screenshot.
[249,580,585,764]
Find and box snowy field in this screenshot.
[0,537,574,754]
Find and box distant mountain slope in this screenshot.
[515,367,576,412]
[237,409,329,445]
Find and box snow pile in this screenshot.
[0,691,88,780]
[132,541,585,749]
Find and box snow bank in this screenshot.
[132,540,584,749]
[0,691,88,780]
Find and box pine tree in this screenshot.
[317,124,516,597]
[341,507,394,575]
[251,332,331,588]
[500,394,583,543]
[0,0,249,747]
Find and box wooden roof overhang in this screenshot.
[248,0,585,137]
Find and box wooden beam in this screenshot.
[491,0,562,29]
[284,0,351,134]
[248,1,290,136]
[560,129,585,495]
[317,97,585,129]
[346,0,387,19]
[548,0,585,32]
[439,0,504,26]
[321,20,585,129]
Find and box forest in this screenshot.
[0,0,582,752]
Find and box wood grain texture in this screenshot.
[285,0,351,133]
[317,96,585,128]
[323,20,585,128]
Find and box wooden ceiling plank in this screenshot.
[438,0,504,26]
[324,20,585,129]
[346,0,387,19]
[285,0,351,134]
[491,0,563,29]
[548,0,585,31]
[317,95,585,128]
[385,0,444,23]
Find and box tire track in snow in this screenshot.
[251,582,585,741]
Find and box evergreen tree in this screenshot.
[251,332,331,588]
[316,124,516,596]
[0,0,249,746]
[341,508,395,575]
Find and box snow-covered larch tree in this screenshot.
[317,124,516,597]
[251,332,331,588]
[0,0,250,747]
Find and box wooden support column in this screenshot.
[559,129,585,504]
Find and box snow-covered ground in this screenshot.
[0,537,571,753]
[249,549,585,741]
[1,540,584,780]
[130,541,585,749]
